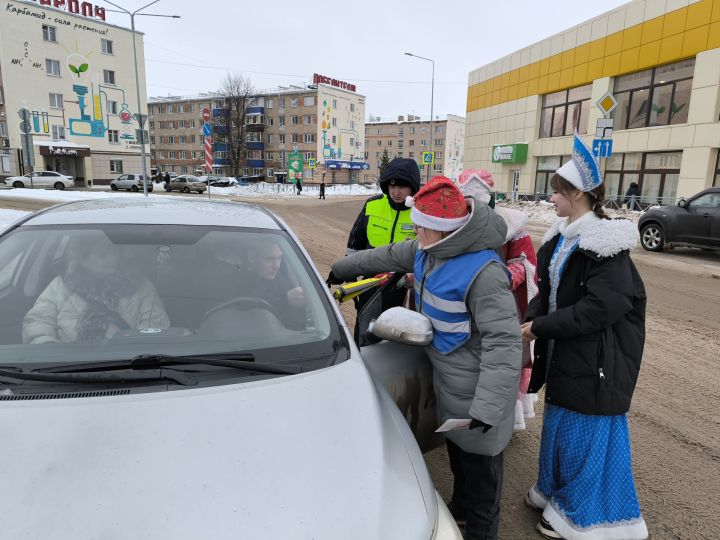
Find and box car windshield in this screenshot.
[0,224,344,368]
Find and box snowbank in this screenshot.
[497,200,643,225]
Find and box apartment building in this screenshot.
[149,77,366,183]
[363,114,465,183]
[465,0,720,203]
[0,0,149,185]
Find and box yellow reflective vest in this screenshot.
[365,196,416,248]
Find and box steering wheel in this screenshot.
[202,296,281,323]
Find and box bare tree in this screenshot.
[214,73,255,177]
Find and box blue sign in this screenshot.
[592,139,613,158]
[203,122,211,137]
[325,160,370,170]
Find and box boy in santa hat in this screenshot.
[457,169,539,430]
[328,177,522,539]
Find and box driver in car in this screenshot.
[23,234,170,344]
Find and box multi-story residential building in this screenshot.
[363,114,465,183]
[149,76,366,183]
[465,0,720,203]
[0,0,149,185]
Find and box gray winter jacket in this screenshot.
[332,200,522,455]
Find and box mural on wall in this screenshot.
[445,120,465,180]
[319,94,363,163]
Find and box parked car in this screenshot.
[638,187,720,251]
[197,175,238,187]
[110,174,153,192]
[0,198,459,539]
[4,171,74,190]
[166,174,207,194]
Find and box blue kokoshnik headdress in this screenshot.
[556,132,603,192]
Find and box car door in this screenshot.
[116,175,129,189]
[41,172,61,187]
[675,193,716,246]
[707,193,720,247]
[356,278,441,453]
[172,177,185,191]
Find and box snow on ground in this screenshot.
[0,209,30,231]
[498,199,643,224]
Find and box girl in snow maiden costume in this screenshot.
[328,177,522,539]
[520,133,648,540]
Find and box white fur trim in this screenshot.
[522,254,539,301]
[405,195,415,208]
[495,207,529,242]
[457,176,492,203]
[557,160,584,191]
[543,500,649,540]
[411,206,470,232]
[542,215,639,258]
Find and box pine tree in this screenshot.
[378,148,391,178]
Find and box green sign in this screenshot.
[288,152,304,183]
[491,143,528,164]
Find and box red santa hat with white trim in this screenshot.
[405,176,470,232]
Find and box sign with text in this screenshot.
[491,143,528,164]
[324,160,369,170]
[39,145,90,157]
[288,151,304,182]
[313,73,357,92]
[28,0,106,21]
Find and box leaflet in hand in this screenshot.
[435,419,472,432]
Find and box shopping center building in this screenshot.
[0,0,149,185]
[465,0,720,204]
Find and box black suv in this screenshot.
[638,188,720,251]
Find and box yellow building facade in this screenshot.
[465,0,720,203]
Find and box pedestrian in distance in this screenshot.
[624,181,642,211]
[328,177,522,540]
[521,133,648,540]
[319,176,326,200]
[456,169,540,431]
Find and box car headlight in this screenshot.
[432,492,463,539]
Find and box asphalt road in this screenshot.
[3,192,719,539]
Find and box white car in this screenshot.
[0,198,459,540]
[4,171,74,190]
[110,173,153,192]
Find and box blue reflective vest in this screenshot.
[414,249,509,354]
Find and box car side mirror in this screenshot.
[368,307,433,346]
[678,198,687,208]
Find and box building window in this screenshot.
[42,25,57,42]
[304,115,313,124]
[303,96,314,107]
[49,93,63,109]
[177,104,184,113]
[534,155,571,196]
[397,140,404,149]
[266,134,273,144]
[613,59,694,130]
[279,98,285,109]
[101,39,113,54]
[436,126,444,133]
[168,151,177,159]
[0,121,7,137]
[179,151,187,159]
[305,152,314,161]
[290,97,298,108]
[332,118,337,127]
[350,103,355,112]
[103,69,116,85]
[51,125,65,140]
[387,140,392,147]
[46,59,61,77]
[377,140,382,146]
[605,152,681,204]
[433,163,442,172]
[106,100,118,115]
[266,99,273,108]
[420,140,426,146]
[267,117,274,126]
[332,99,337,108]
[108,130,119,143]
[279,116,285,127]
[376,128,381,135]
[434,139,443,146]
[420,127,426,133]
[304,133,314,143]
[189,120,195,128]
[178,135,186,144]
[291,116,299,125]
[190,135,196,143]
[167,105,174,113]
[409,152,414,158]
[409,139,415,146]
[539,84,592,138]
[409,127,415,134]
[110,159,123,173]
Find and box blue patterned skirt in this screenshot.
[527,404,648,539]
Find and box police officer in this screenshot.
[344,158,421,343]
[346,158,420,253]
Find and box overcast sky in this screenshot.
[103,0,629,121]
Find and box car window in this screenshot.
[118,175,127,181]
[0,225,341,369]
[690,194,720,208]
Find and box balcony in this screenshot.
[213,125,228,135]
[213,158,230,166]
[212,108,229,118]
[247,159,265,168]
[246,141,264,150]
[246,106,264,115]
[245,123,265,133]
[213,143,229,152]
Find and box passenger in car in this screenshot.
[22,234,170,344]
[329,176,522,540]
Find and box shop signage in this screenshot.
[313,74,357,92]
[491,143,528,164]
[288,151,303,183]
[29,0,106,21]
[39,145,91,157]
[324,160,369,170]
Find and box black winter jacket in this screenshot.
[526,216,646,416]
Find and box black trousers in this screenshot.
[446,439,504,540]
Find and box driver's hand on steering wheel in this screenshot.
[287,286,306,308]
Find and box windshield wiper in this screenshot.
[32,353,302,376]
[0,368,196,386]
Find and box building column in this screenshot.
[83,156,93,187]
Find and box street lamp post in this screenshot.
[104,0,180,196]
[405,52,434,183]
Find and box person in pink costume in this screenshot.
[457,170,539,430]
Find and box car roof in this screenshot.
[15,198,283,229]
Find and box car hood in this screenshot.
[0,360,434,539]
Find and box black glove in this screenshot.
[325,271,343,288]
[469,418,493,433]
